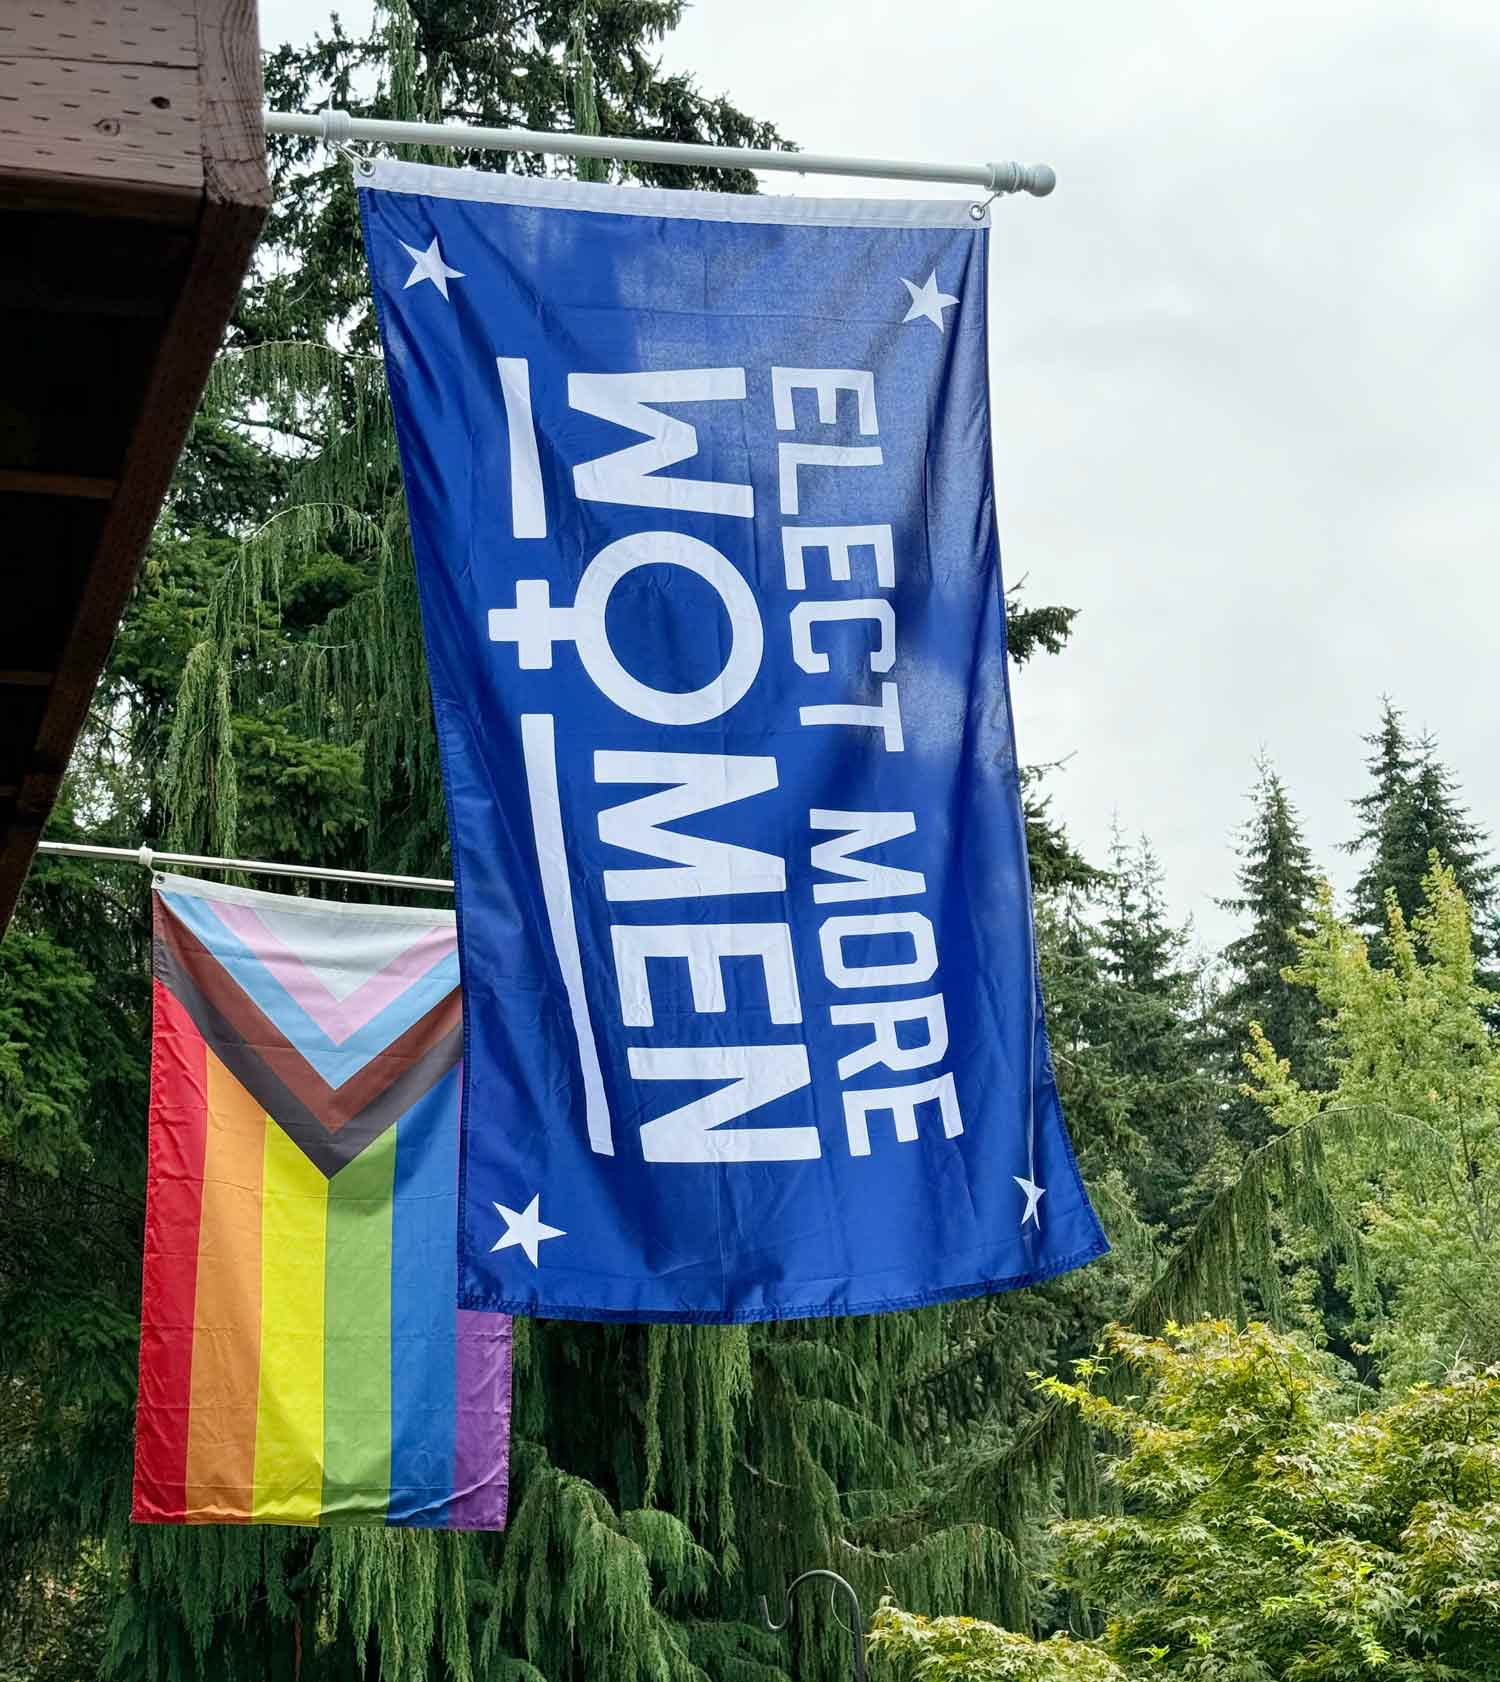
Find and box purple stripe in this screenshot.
[447,1309,512,1529]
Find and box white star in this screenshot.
[900,270,960,332]
[400,236,464,301]
[1014,1175,1046,1229]
[490,1194,566,1267]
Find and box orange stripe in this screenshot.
[183,1052,267,1522]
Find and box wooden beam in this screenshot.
[0,1,199,68]
[0,470,116,500]
[199,0,269,204]
[0,54,204,213]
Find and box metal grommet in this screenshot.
[968,190,1001,222]
[334,140,375,176]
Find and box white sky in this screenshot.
[258,0,1500,951]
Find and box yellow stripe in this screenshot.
[251,1117,329,1522]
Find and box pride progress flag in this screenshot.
[132,873,509,1528]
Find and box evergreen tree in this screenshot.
[1407,738,1500,955]
[1346,698,1498,961]
[1006,597,1099,896]
[1214,757,1323,1141]
[1076,829,1224,1232]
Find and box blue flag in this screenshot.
[360,162,1107,1322]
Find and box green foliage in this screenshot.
[0,851,147,1679]
[326,1527,477,1682]
[1066,830,1224,1231]
[1007,598,1097,895]
[1345,699,1498,962]
[567,9,607,182]
[230,712,366,858]
[870,1600,1125,1680]
[1050,1321,1500,1681]
[1214,756,1325,1141]
[1244,858,1500,1387]
[1004,601,1079,667]
[164,411,290,538]
[0,1547,112,1682]
[881,1323,1500,1682]
[479,1443,710,1682]
[0,926,95,1174]
[855,1087,1376,1635]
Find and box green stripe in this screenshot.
[320,1123,396,1521]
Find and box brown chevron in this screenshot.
[154,903,463,1178]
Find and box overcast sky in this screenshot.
[259,0,1500,953]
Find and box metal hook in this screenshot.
[968,190,1001,222]
[760,1569,868,1682]
[336,140,376,177]
[827,1581,861,1640]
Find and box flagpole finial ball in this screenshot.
[984,162,1056,198]
[1027,163,1057,197]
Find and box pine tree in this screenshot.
[1346,699,1498,961]
[1214,757,1324,1141]
[1006,597,1099,896]
[1077,829,1224,1232]
[1407,739,1500,956]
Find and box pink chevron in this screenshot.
[207,901,456,1045]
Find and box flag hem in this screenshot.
[154,870,456,928]
[456,1232,1112,1324]
[366,158,989,229]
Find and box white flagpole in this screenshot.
[263,108,1056,198]
[33,840,454,894]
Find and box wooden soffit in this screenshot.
[0,0,269,931]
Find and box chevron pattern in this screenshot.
[154,884,462,1178]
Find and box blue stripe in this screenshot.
[160,891,460,1087]
[386,1064,460,1526]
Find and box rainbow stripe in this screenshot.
[132,875,510,1529]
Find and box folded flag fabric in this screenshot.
[132,873,510,1528]
[360,163,1108,1323]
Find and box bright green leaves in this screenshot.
[869,1600,1128,1681]
[882,1323,1500,1682]
[1247,860,1500,1385]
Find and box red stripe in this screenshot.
[131,980,209,1522]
